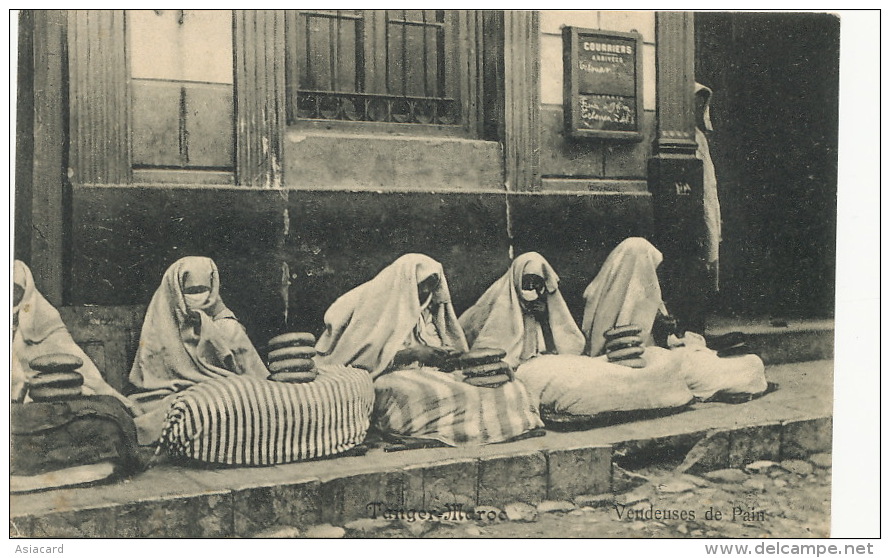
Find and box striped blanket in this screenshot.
[373,367,543,447]
[159,366,374,466]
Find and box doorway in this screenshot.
[694,12,840,318]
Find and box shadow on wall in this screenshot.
[69,186,288,345]
[68,186,654,344]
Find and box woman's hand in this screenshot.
[393,346,455,368]
[184,308,204,329]
[523,298,548,317]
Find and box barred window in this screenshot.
[286,10,461,127]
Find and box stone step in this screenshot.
[10,416,830,538]
[706,317,834,365]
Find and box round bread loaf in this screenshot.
[267,332,316,350]
[464,373,511,388]
[604,336,643,352]
[268,345,317,362]
[28,353,84,373]
[440,348,508,371]
[461,361,511,378]
[611,357,647,369]
[30,371,85,390]
[607,345,646,361]
[29,385,83,401]
[455,348,507,366]
[604,324,643,340]
[269,358,316,373]
[268,370,319,383]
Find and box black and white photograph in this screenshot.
[6,7,879,547]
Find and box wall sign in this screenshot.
[563,27,644,141]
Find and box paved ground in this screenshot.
[432,458,831,539]
[255,452,831,539]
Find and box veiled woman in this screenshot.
[12,260,137,413]
[128,256,269,444]
[459,252,585,368]
[11,261,140,491]
[315,253,542,447]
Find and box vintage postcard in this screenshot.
[7,8,879,549]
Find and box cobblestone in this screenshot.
[252,525,301,538]
[703,468,749,483]
[781,459,815,476]
[745,460,781,474]
[344,518,393,534]
[504,502,538,522]
[809,452,832,468]
[573,493,614,508]
[304,524,346,538]
[346,456,831,538]
[537,500,576,513]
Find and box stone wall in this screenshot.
[538,11,657,190]
[67,183,653,380]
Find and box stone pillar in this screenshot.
[22,10,73,304]
[648,12,708,334]
[503,10,541,192]
[234,10,286,188]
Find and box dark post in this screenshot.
[648,12,708,334]
[22,10,71,305]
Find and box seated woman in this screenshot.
[132,256,374,464]
[12,260,137,411]
[11,260,139,491]
[579,237,768,402]
[459,252,585,368]
[581,237,671,356]
[315,253,543,447]
[462,251,693,424]
[128,257,270,443]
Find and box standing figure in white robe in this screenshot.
[696,82,722,293]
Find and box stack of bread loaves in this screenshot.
[603,325,647,368]
[442,348,513,388]
[27,354,86,401]
[266,332,319,383]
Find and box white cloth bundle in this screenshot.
[515,348,694,418]
[673,345,767,401]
